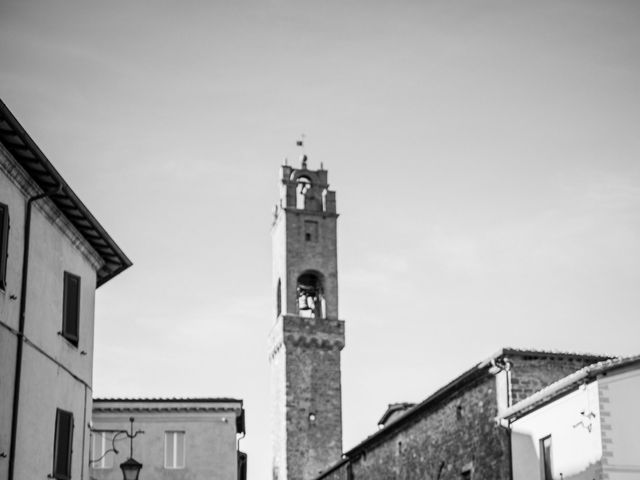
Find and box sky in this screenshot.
[1,0,640,478]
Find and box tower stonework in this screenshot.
[268,156,345,480]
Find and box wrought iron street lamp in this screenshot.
[119,417,143,480]
[120,457,143,480]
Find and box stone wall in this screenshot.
[508,353,608,404]
[314,350,610,480]
[327,376,509,480]
[270,161,345,480]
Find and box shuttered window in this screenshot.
[62,272,81,346]
[0,203,8,290]
[238,451,247,480]
[53,409,74,480]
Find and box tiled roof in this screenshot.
[377,402,415,427]
[488,347,609,363]
[500,354,640,420]
[94,397,242,403]
[93,398,244,416]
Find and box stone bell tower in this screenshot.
[268,154,345,480]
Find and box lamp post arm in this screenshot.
[88,428,144,465]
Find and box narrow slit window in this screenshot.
[62,272,81,346]
[0,203,9,290]
[53,409,74,480]
[276,279,282,317]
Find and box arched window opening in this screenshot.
[276,279,282,317]
[296,177,311,209]
[296,272,325,318]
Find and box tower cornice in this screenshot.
[268,315,345,360]
[281,208,339,219]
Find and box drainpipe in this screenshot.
[490,357,513,480]
[8,189,59,480]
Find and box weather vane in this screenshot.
[296,134,306,150]
[296,134,308,169]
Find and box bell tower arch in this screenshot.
[269,155,345,480]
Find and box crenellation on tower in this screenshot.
[269,154,345,480]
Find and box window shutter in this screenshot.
[238,451,247,480]
[0,203,8,289]
[53,409,74,480]
[62,272,81,346]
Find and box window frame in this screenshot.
[540,435,553,480]
[0,202,9,290]
[91,431,112,469]
[61,271,81,347]
[52,409,74,480]
[164,431,186,469]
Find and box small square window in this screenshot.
[304,220,318,242]
[164,431,185,469]
[62,272,81,346]
[53,409,74,480]
[0,203,9,290]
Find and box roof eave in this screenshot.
[500,355,640,421]
[0,99,132,286]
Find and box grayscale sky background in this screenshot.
[2,0,639,478]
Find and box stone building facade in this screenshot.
[268,156,345,480]
[315,349,609,480]
[90,398,246,480]
[0,99,131,480]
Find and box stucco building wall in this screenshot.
[510,382,603,480]
[90,400,244,480]
[598,368,640,480]
[0,143,102,480]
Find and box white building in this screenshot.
[0,99,131,480]
[501,355,640,480]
